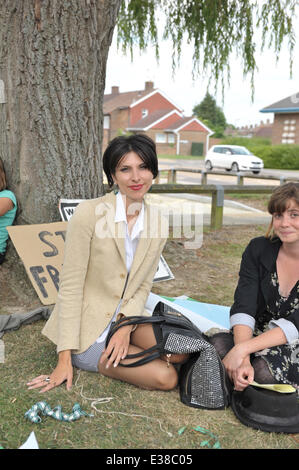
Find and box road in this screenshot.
[157,158,299,186]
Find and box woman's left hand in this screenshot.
[100,324,133,369]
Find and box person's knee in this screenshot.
[155,366,178,391]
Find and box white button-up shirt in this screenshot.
[96,191,144,344]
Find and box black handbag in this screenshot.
[106,301,232,410]
[105,301,204,367]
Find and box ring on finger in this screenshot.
[44,376,51,383]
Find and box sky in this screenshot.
[104,16,299,129]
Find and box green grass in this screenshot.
[1,224,298,450]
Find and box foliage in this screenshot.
[117,0,297,95]
[251,144,299,170]
[220,137,299,169]
[193,93,227,137]
[220,137,272,147]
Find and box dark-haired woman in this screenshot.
[0,158,17,264]
[210,182,299,395]
[27,134,186,393]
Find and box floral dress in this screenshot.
[254,271,299,394]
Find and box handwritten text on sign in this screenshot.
[7,222,67,305]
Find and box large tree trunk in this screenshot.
[0,0,121,224]
[0,0,122,302]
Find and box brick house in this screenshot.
[260,92,299,144]
[103,81,213,155]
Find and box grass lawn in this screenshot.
[0,223,298,450]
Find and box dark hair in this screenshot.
[0,158,7,191]
[103,134,158,187]
[266,182,299,238]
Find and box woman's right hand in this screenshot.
[27,351,73,393]
[100,324,134,369]
[223,345,254,391]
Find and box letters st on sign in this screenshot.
[7,222,67,305]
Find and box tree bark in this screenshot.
[0,0,122,224]
[0,0,122,302]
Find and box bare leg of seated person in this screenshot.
[98,324,189,391]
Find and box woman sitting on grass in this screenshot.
[210,182,299,394]
[27,134,187,393]
[0,158,17,265]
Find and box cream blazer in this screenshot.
[42,191,167,354]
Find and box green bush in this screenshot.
[220,137,299,170]
[221,136,271,147]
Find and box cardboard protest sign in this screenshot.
[58,199,174,283]
[7,222,67,305]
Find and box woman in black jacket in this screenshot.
[211,182,299,394]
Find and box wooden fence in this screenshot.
[104,169,299,230]
[157,168,299,186]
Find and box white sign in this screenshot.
[59,198,174,282]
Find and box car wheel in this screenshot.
[252,170,260,174]
[231,162,239,172]
[205,160,213,171]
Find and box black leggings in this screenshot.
[0,253,5,265]
[209,332,278,384]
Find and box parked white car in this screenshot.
[205,145,264,174]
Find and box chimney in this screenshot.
[145,81,154,91]
[111,86,119,95]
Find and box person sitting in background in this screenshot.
[0,158,17,265]
[210,182,299,395]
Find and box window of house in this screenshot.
[142,109,148,118]
[167,133,175,143]
[104,115,110,129]
[155,133,167,143]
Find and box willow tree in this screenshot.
[0,0,297,226]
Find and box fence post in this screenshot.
[210,185,224,230]
[280,176,285,185]
[201,170,207,185]
[167,169,177,184]
[237,172,244,186]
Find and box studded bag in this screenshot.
[106,301,232,409]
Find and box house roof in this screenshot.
[260,92,299,113]
[127,109,182,130]
[166,117,214,134]
[127,112,213,135]
[103,89,153,114]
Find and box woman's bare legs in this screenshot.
[98,324,188,390]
